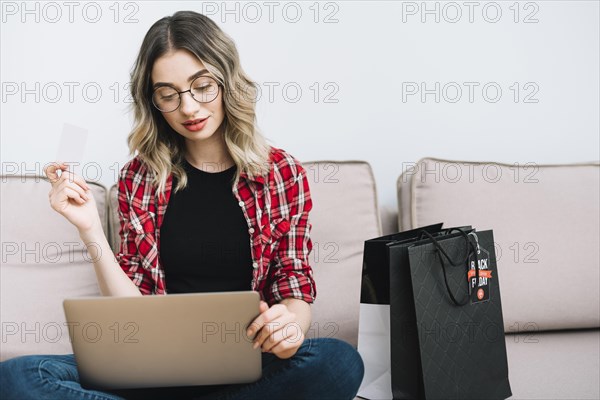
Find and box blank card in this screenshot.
[56,123,88,165]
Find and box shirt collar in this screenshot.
[158,166,265,208]
[239,169,265,184]
[163,167,265,192]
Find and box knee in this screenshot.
[303,338,365,399]
[327,339,365,391]
[0,354,77,399]
[1,355,38,380]
[1,355,43,398]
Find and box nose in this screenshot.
[179,91,203,116]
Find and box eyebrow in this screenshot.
[152,69,209,89]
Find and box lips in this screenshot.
[183,117,209,125]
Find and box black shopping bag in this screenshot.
[357,223,443,399]
[387,226,472,399]
[401,228,512,400]
[361,223,443,305]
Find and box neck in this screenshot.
[184,131,234,171]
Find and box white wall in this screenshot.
[2,1,598,234]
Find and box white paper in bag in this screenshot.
[356,303,393,400]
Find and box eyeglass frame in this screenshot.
[151,75,223,113]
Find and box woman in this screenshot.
[0,10,364,400]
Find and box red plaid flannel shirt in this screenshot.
[114,146,317,306]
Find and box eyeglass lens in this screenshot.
[153,76,219,112]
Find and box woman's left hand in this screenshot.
[247,301,305,359]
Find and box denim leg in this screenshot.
[0,354,127,400]
[1,339,365,400]
[192,337,365,400]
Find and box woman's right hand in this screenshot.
[44,162,101,233]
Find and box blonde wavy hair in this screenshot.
[127,10,272,200]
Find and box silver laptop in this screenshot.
[62,291,262,390]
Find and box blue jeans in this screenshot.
[0,337,364,400]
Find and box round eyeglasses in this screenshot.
[151,76,222,113]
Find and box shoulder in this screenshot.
[265,147,313,216]
[117,155,156,200]
[119,155,151,182]
[268,146,307,184]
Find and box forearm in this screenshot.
[78,225,141,297]
[279,297,311,336]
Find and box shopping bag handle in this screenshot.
[419,229,478,306]
[416,226,470,241]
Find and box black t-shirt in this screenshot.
[159,158,253,294]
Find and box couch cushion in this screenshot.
[397,158,600,332]
[0,175,106,361]
[108,160,381,347]
[505,329,600,399]
[303,161,382,346]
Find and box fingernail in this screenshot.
[253,341,258,349]
[246,329,253,337]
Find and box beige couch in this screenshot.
[1,157,598,399]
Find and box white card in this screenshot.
[56,123,88,165]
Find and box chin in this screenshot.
[182,128,217,141]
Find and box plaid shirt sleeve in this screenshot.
[114,162,155,295]
[265,159,317,305]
